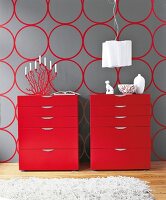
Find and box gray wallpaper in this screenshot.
[0,0,165,162]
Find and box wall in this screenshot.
[0,0,165,162]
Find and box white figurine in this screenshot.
[105,80,114,94]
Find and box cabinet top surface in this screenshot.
[90,94,150,96]
[18,95,79,97]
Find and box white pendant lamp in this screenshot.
[102,40,132,67]
[102,0,132,68]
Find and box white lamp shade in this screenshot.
[102,40,132,68]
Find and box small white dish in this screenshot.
[118,84,136,94]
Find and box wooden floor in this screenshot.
[0,161,165,200]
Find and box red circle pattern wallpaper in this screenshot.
[0,0,166,162]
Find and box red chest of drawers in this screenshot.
[18,95,79,171]
[90,94,151,170]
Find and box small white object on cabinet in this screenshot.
[134,74,145,94]
[105,80,114,94]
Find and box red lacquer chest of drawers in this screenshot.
[18,95,79,171]
[90,94,151,170]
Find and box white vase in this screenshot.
[134,74,145,94]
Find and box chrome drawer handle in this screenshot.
[42,149,55,152]
[115,127,127,130]
[115,116,127,119]
[41,117,54,120]
[115,94,126,97]
[115,148,127,151]
[42,106,54,109]
[115,105,126,108]
[41,128,54,131]
[42,96,52,98]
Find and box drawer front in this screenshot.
[19,128,78,149]
[18,106,78,117]
[91,94,150,106]
[19,116,78,128]
[91,148,151,170]
[91,127,151,148]
[18,95,78,107]
[91,105,151,117]
[19,149,79,170]
[91,116,151,127]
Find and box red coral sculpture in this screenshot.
[25,60,57,95]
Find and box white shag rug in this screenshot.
[0,176,154,200]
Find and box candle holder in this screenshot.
[26,63,57,95]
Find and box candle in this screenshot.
[39,55,41,64]
[25,67,27,75]
[54,64,57,73]
[44,57,46,66]
[29,63,32,71]
[49,61,52,70]
[35,60,37,70]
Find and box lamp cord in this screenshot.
[107,0,119,40]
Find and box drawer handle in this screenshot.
[115,148,127,151]
[115,127,127,130]
[115,94,127,97]
[41,128,54,131]
[115,116,127,119]
[42,149,55,152]
[42,96,52,98]
[115,105,126,108]
[41,117,54,120]
[42,106,54,109]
